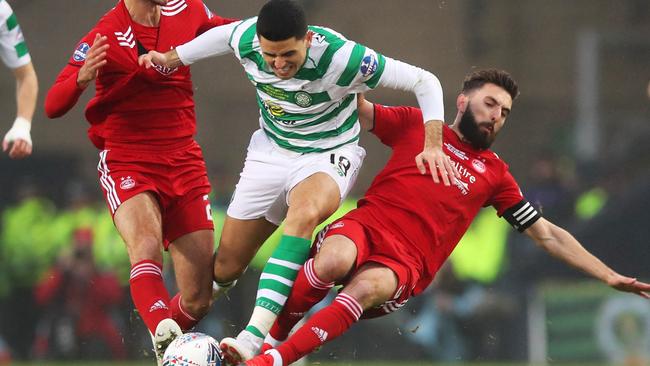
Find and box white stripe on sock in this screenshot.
[260,273,295,287]
[267,258,302,271]
[257,289,288,305]
[268,349,283,366]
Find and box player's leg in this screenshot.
[223,146,365,363]
[265,232,358,348]
[168,229,214,331]
[212,215,279,298]
[113,192,181,365]
[247,263,398,366]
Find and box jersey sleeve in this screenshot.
[195,1,239,35]
[44,32,94,118]
[372,103,423,147]
[332,39,387,93]
[0,1,31,69]
[489,168,541,232]
[176,19,240,65]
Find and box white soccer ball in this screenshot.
[162,332,223,366]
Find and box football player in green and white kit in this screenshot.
[140,0,459,362]
[0,0,37,159]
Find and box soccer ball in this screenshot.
[162,332,223,366]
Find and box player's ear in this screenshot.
[305,30,313,48]
[457,93,468,113]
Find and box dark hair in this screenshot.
[462,69,520,100]
[257,0,308,41]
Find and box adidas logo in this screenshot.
[149,300,168,313]
[311,327,328,343]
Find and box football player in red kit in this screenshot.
[44,0,235,363]
[244,69,650,366]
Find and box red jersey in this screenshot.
[345,104,538,295]
[45,0,236,149]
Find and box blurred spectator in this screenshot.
[31,228,126,360]
[407,264,516,362]
[523,152,576,223]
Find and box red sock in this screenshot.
[170,293,198,331]
[274,293,362,365]
[129,260,171,334]
[268,258,334,343]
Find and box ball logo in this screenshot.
[120,176,136,190]
[360,53,378,77]
[471,159,486,174]
[73,43,90,62]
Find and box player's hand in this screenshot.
[607,274,650,299]
[3,117,32,159]
[415,147,459,186]
[77,33,109,89]
[139,50,167,69]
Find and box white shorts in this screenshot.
[227,129,366,225]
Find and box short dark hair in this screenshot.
[257,0,308,41]
[462,69,520,100]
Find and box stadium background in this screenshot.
[0,0,649,364]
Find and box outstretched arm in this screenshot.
[377,58,459,185]
[524,217,650,298]
[140,21,237,69]
[3,61,37,158]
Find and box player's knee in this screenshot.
[127,235,162,263]
[313,254,352,283]
[285,202,322,231]
[345,279,385,309]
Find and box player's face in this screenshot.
[459,83,512,149]
[259,35,311,80]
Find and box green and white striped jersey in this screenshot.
[229,17,386,153]
[0,0,30,69]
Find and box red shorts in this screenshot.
[96,140,213,247]
[312,218,422,319]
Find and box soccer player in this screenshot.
[1,0,37,159]
[44,0,235,364]
[140,0,459,361]
[244,69,650,366]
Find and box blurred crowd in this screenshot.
[0,149,647,364]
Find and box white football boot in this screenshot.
[219,330,262,365]
[150,318,182,366]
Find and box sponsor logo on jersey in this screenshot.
[454,178,470,196]
[471,159,486,174]
[73,42,90,62]
[360,53,378,77]
[120,176,136,190]
[264,100,285,117]
[294,91,313,108]
[114,26,135,48]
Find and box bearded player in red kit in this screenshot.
[44,0,235,363]
[244,69,650,366]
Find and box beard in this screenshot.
[458,102,496,150]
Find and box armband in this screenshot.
[503,199,541,232]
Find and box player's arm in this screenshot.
[3,61,37,158]
[140,21,238,69]
[377,57,460,185]
[523,217,650,298]
[45,34,109,118]
[356,94,374,131]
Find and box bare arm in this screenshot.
[356,94,374,131]
[525,217,650,298]
[3,61,38,159]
